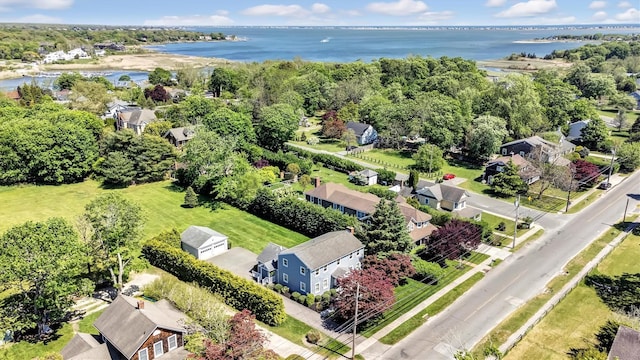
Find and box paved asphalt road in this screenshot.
[364,170,640,360]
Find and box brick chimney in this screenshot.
[137,300,144,310]
[346,226,354,235]
[314,177,321,188]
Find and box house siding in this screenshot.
[131,328,183,360]
[278,250,363,295]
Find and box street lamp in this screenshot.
[606,149,615,188]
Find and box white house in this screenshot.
[42,48,90,64]
[180,226,228,260]
[350,169,378,186]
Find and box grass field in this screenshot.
[473,225,623,357]
[0,180,308,254]
[505,232,640,359]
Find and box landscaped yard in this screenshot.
[291,139,347,153]
[504,232,640,359]
[0,180,309,254]
[361,252,488,338]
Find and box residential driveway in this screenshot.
[207,247,257,280]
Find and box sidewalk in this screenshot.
[499,215,640,354]
[356,257,494,352]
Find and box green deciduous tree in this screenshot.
[81,193,144,289]
[488,74,545,138]
[467,115,508,160]
[581,117,610,151]
[148,67,174,86]
[490,160,528,197]
[203,106,256,149]
[0,218,85,337]
[256,103,298,151]
[616,142,640,172]
[362,200,413,255]
[208,67,240,98]
[413,144,445,173]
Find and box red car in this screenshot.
[443,173,456,180]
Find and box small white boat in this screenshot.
[320,37,330,43]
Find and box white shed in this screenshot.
[181,226,228,260]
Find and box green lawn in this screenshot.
[291,139,346,153]
[0,180,308,254]
[473,225,624,357]
[379,272,485,345]
[505,232,640,359]
[481,212,527,238]
[77,310,104,335]
[361,259,474,337]
[0,323,74,360]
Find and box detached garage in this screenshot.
[181,226,229,260]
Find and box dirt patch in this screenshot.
[477,58,573,73]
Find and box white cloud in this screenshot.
[618,1,633,8]
[615,7,640,21]
[592,10,608,20]
[215,10,229,16]
[589,1,607,9]
[242,4,310,17]
[311,3,331,14]
[417,10,454,22]
[7,13,63,23]
[366,0,429,16]
[144,14,234,26]
[485,0,507,7]
[495,0,557,18]
[0,0,73,11]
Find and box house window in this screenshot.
[168,334,178,351]
[138,348,149,360]
[417,222,422,228]
[315,283,320,293]
[324,266,327,272]
[282,259,288,267]
[154,340,164,357]
[496,165,504,172]
[315,269,319,276]
[337,258,340,265]
[519,151,525,157]
[424,198,429,205]
[454,202,459,209]
[349,253,353,259]
[300,267,305,275]
[283,274,288,283]
[323,279,329,289]
[501,148,507,155]
[300,282,306,292]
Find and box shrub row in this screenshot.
[261,149,313,175]
[142,240,286,326]
[240,188,358,238]
[285,145,365,174]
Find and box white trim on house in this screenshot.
[139,348,149,360]
[154,340,164,357]
[168,334,177,351]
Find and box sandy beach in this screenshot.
[0,51,234,80]
[477,57,572,73]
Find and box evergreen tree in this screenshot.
[183,186,198,208]
[363,200,413,255]
[491,160,528,197]
[408,169,419,190]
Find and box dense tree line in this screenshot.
[0,24,226,60]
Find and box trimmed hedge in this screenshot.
[245,188,357,238]
[261,149,313,175]
[142,240,286,326]
[285,145,365,174]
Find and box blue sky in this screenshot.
[0,0,638,26]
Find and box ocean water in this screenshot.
[0,71,149,92]
[146,26,640,63]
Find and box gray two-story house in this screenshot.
[276,230,364,296]
[499,135,574,165]
[346,121,378,146]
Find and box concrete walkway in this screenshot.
[356,257,494,352]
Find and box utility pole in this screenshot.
[606,149,616,187]
[352,283,360,360]
[624,198,630,223]
[513,194,520,249]
[565,165,576,213]
[429,145,433,177]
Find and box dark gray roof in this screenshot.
[257,242,286,265]
[346,121,371,137]
[567,120,589,140]
[164,126,196,142]
[66,342,120,360]
[608,325,640,360]
[358,169,378,178]
[452,207,482,219]
[93,295,187,359]
[61,333,101,359]
[280,230,364,270]
[181,225,227,249]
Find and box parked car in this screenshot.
[598,181,612,190]
[443,173,456,180]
